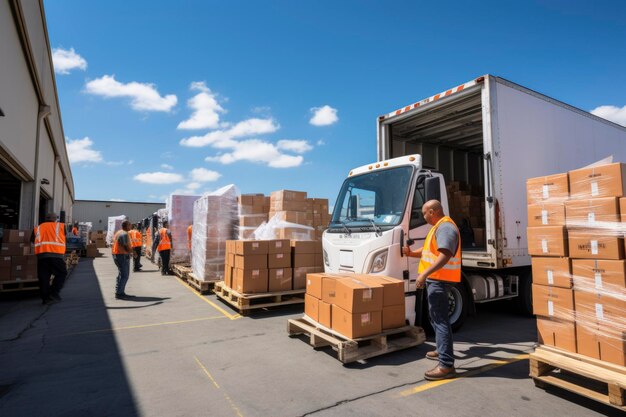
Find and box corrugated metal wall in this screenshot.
[73,200,165,231]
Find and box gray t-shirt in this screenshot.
[116,231,130,250]
[435,222,459,254]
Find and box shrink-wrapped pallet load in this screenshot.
[166,194,200,264]
[106,215,127,246]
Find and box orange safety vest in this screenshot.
[418,216,462,283]
[34,222,66,255]
[112,230,130,255]
[187,225,192,250]
[72,227,79,236]
[129,230,142,248]
[157,228,172,252]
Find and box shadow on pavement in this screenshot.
[0,258,140,416]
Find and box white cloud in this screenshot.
[309,105,338,126]
[66,137,102,163]
[52,47,87,74]
[205,139,303,168]
[85,75,177,112]
[180,118,279,148]
[133,172,185,184]
[591,105,626,127]
[316,139,326,146]
[177,82,225,130]
[160,163,174,170]
[190,167,221,182]
[277,139,313,154]
[109,198,125,202]
[185,182,202,190]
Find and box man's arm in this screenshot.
[403,246,423,258]
[168,230,173,250]
[152,233,160,253]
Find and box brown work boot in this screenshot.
[424,365,456,381]
[425,350,439,361]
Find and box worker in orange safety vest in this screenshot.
[112,220,135,299]
[404,199,461,381]
[71,222,79,236]
[32,212,67,305]
[187,224,192,251]
[152,221,173,275]
[129,224,143,272]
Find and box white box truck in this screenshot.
[322,74,626,329]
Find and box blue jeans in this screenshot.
[426,279,454,369]
[113,254,130,295]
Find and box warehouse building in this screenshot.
[73,200,165,231]
[0,0,74,231]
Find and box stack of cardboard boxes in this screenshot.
[446,181,486,247]
[0,230,36,283]
[238,194,270,240]
[224,239,324,293]
[269,190,315,240]
[310,198,331,241]
[91,231,106,248]
[304,273,405,339]
[527,162,626,366]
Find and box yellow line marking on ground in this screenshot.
[194,355,244,417]
[174,276,241,320]
[65,316,226,336]
[399,353,529,397]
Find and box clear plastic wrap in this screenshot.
[253,212,315,241]
[78,222,92,244]
[106,215,127,246]
[192,185,239,282]
[166,194,200,264]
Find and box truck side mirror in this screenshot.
[425,176,441,202]
[349,195,358,219]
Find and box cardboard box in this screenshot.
[531,257,572,288]
[0,255,12,268]
[270,201,309,212]
[574,289,626,329]
[526,173,569,204]
[267,239,291,254]
[569,162,626,199]
[224,265,233,288]
[268,252,291,269]
[321,275,344,304]
[0,243,30,256]
[293,253,316,268]
[12,264,36,279]
[238,195,257,206]
[576,323,626,366]
[571,259,626,292]
[304,294,319,322]
[234,268,268,294]
[0,267,13,281]
[268,268,292,292]
[527,203,566,227]
[532,284,574,321]
[358,275,405,307]
[331,305,382,339]
[564,197,621,227]
[234,254,267,270]
[278,228,314,241]
[294,267,323,290]
[3,229,30,243]
[568,231,624,260]
[274,211,310,225]
[238,215,267,228]
[235,240,268,256]
[291,240,323,254]
[527,226,568,257]
[239,205,266,215]
[319,301,332,328]
[305,273,324,299]
[314,253,323,267]
[271,190,307,202]
[621,197,626,223]
[536,317,577,353]
[473,228,485,247]
[334,277,384,313]
[383,305,406,330]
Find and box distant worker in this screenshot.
[129,224,143,272]
[152,221,173,276]
[33,213,67,305]
[71,222,79,236]
[112,220,135,299]
[404,200,461,381]
[187,224,193,251]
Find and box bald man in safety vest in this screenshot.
[33,213,67,305]
[152,221,173,275]
[404,200,461,381]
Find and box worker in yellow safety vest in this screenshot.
[152,221,173,276]
[404,199,461,381]
[129,224,143,272]
[33,212,67,305]
[112,220,135,299]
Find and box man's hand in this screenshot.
[416,273,427,289]
[403,246,412,257]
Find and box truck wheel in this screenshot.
[448,284,468,332]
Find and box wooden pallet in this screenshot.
[171,264,192,280]
[0,279,40,292]
[214,281,305,315]
[185,272,217,294]
[530,345,626,411]
[287,315,426,364]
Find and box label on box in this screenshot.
[252,242,259,249]
[277,269,283,277]
[591,240,598,255]
[547,270,554,285]
[547,300,554,316]
[591,181,599,197]
[588,212,596,224]
[276,241,283,248]
[307,279,311,286]
[541,239,548,254]
[252,269,259,276]
[594,272,603,289]
[276,253,284,259]
[542,185,549,199]
[595,303,604,320]
[541,210,548,225]
[362,288,372,300]
[16,265,22,271]
[361,313,371,324]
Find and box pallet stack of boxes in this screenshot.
[269,190,315,240]
[304,273,405,339]
[91,231,106,249]
[166,194,200,264]
[223,239,324,293]
[238,194,270,240]
[527,162,626,366]
[0,230,36,285]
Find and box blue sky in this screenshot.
[45,0,626,204]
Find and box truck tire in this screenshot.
[516,270,533,316]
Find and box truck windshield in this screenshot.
[330,166,413,230]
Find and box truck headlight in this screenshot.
[323,249,329,267]
[369,249,388,273]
